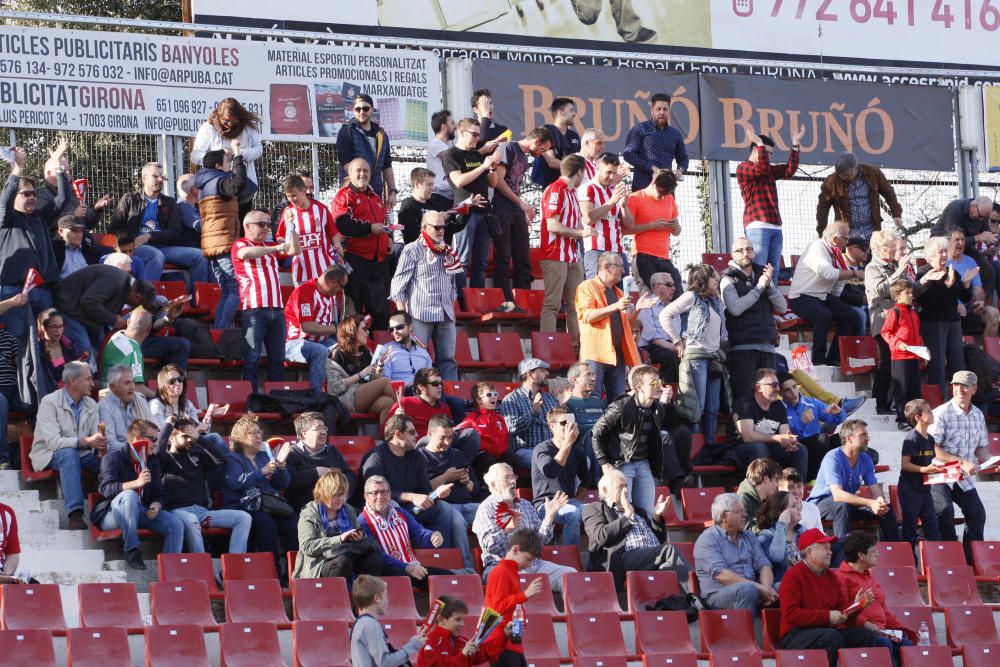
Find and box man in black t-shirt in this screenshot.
[441,118,499,290]
[725,368,809,478]
[533,98,582,187]
[398,167,457,245]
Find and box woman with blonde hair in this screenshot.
[865,229,911,414]
[293,469,381,579]
[327,314,397,425]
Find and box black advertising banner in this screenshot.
[471,59,701,157]
[698,74,955,170]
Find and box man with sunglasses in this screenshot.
[721,237,786,402]
[380,311,434,386]
[635,272,681,383]
[335,93,396,205]
[930,195,996,300]
[386,367,479,463]
[728,368,808,480]
[0,147,61,345]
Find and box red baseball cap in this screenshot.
[797,528,837,551]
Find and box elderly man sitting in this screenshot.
[98,365,155,452]
[582,468,690,591]
[779,529,880,667]
[693,492,777,616]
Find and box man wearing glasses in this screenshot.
[720,237,786,401]
[930,194,998,301]
[389,211,460,380]
[335,93,396,205]
[386,367,479,463]
[0,147,60,344]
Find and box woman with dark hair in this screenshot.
[756,490,803,582]
[37,308,82,389]
[660,263,728,448]
[149,363,228,448]
[327,314,397,426]
[191,98,263,198]
[457,381,513,480]
[222,413,297,575]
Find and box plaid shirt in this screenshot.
[606,502,660,552]
[499,386,559,451]
[736,146,799,227]
[847,174,873,232]
[473,495,553,569]
[929,399,988,462]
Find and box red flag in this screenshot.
[72,178,87,203]
[448,197,474,215]
[21,268,43,295]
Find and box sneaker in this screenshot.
[495,301,526,314]
[875,405,895,416]
[897,422,913,432]
[67,510,87,531]
[632,27,658,44]
[124,548,147,571]
[841,396,866,417]
[0,462,10,470]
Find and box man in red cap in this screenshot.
[779,528,880,667]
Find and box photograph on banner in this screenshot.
[0,25,441,147]
[470,59,701,155]
[192,0,999,70]
[698,74,956,170]
[985,86,1000,172]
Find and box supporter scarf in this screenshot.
[826,241,849,270]
[362,505,415,563]
[420,231,464,275]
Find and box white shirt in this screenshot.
[427,138,452,199]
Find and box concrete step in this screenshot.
[0,470,24,492]
[32,569,127,586]
[19,526,91,550]
[20,549,108,574]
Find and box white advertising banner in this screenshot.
[0,25,442,145]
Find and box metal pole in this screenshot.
[709,160,733,253]
[311,143,320,194]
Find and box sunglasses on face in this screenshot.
[759,381,780,388]
[466,130,481,137]
[17,190,36,197]
[389,323,408,331]
[557,419,573,427]
[427,224,446,231]
[482,391,499,398]
[168,376,186,385]
[426,381,443,387]
[355,106,372,112]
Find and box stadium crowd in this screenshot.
[1,91,998,667]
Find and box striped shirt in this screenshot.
[580,181,624,253]
[275,198,338,286]
[499,386,559,452]
[285,279,337,342]
[361,505,417,564]
[0,331,18,389]
[540,179,581,263]
[232,238,283,309]
[929,399,988,463]
[388,240,456,324]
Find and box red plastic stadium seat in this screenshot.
[145,624,210,667]
[194,282,221,318]
[222,552,279,582]
[774,650,830,667]
[566,612,630,658]
[530,331,576,370]
[293,620,352,667]
[701,253,731,274]
[889,606,940,645]
[876,542,917,569]
[761,608,782,652]
[206,380,263,420]
[562,572,622,616]
[464,288,517,321]
[633,610,696,656]
[523,613,563,660]
[224,579,290,627]
[642,654,699,667]
[67,626,131,667]
[454,331,491,370]
[291,578,355,623]
[871,567,926,607]
[839,336,878,376]
[378,616,419,649]
[150,580,217,629]
[263,380,312,393]
[543,545,584,572]
[519,574,560,619]
[681,487,726,525]
[526,660,562,667]
[476,332,524,369]
[413,548,465,570]
[926,566,983,607]
[626,570,681,615]
[77,583,143,633]
[900,645,953,667]
[513,288,546,321]
[709,653,763,667]
[919,541,967,576]
[699,609,760,656]
[0,628,56,666]
[963,644,1000,667]
[220,622,284,667]
[329,435,376,475]
[382,576,420,620]
[0,583,68,634]
[945,605,1000,648]
[574,658,627,667]
[837,647,891,667]
[157,552,219,592]
[428,575,484,620]
[19,435,57,483]
[971,541,1000,580]
[443,380,480,400]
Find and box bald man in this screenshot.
[930,195,997,299]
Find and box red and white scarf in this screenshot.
[826,241,848,270]
[420,231,464,275]
[362,505,416,563]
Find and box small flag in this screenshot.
[22,268,43,295]
[72,178,88,203]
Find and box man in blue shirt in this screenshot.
[623,93,689,192]
[778,372,845,481]
[380,311,434,386]
[946,228,999,337]
[807,419,899,541]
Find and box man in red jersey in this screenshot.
[274,174,344,287]
[284,264,349,393]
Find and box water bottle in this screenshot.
[510,604,525,645]
[918,621,930,646]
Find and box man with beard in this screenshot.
[336,93,397,205]
[623,94,688,192]
[499,358,560,470]
[427,110,456,207]
[380,310,434,386]
[533,98,582,188]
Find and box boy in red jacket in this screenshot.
[480,528,544,667]
[417,596,488,667]
[880,279,924,430]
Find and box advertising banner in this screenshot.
[0,25,442,145]
[698,74,955,169]
[985,86,1000,171]
[470,60,701,155]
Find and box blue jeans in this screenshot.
[171,504,252,554]
[452,210,491,288]
[48,449,100,513]
[243,308,286,392]
[689,358,721,449]
[815,495,900,542]
[539,498,583,546]
[100,490,184,553]
[744,227,783,269]
[210,256,240,329]
[135,245,211,289]
[705,581,762,616]
[587,359,627,402]
[141,335,191,369]
[411,317,458,381]
[412,499,473,569]
[0,386,28,464]
[0,285,52,345]
[619,460,655,519]
[849,304,868,336]
[286,336,335,393]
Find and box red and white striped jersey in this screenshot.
[580,181,624,253]
[578,155,597,186]
[275,198,338,286]
[231,238,283,309]
[539,179,581,263]
[285,279,338,342]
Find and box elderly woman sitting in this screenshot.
[293,469,381,580]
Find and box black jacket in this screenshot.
[54,264,131,328]
[109,191,183,246]
[0,174,62,286]
[721,263,780,347]
[285,442,357,510]
[930,198,990,251]
[582,501,666,588]
[92,445,165,524]
[591,395,684,483]
[52,238,103,273]
[156,423,230,510]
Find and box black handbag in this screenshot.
[240,487,295,520]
